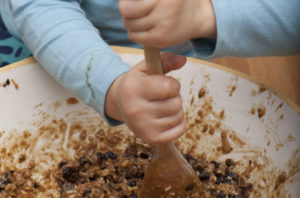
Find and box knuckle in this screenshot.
[177,125,186,137]
[173,97,182,110]
[162,79,180,96]
[122,78,136,92]
[119,1,130,17]
[128,33,141,44]
[125,105,141,118]
[162,79,173,92]
[119,3,126,16]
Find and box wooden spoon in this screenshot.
[139,46,203,198]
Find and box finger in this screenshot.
[128,30,158,47]
[123,17,154,32]
[155,117,186,143]
[119,0,156,19]
[128,30,172,48]
[161,52,186,74]
[157,108,185,131]
[141,75,180,100]
[133,51,186,74]
[150,95,183,118]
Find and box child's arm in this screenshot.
[120,0,300,58]
[1,0,129,124]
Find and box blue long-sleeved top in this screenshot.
[1,0,299,124]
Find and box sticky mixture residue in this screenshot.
[251,85,267,96]
[1,82,299,197]
[66,97,79,105]
[0,98,255,198]
[10,78,19,90]
[198,86,207,99]
[219,130,233,154]
[275,134,296,151]
[249,104,266,119]
[275,102,284,111]
[228,85,236,97]
[0,79,10,87]
[257,105,266,118]
[0,131,4,138]
[178,86,299,198]
[227,76,238,97]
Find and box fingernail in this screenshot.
[174,54,186,62]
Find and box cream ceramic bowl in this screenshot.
[0,46,299,197]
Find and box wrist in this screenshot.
[105,73,126,122]
[192,0,217,39]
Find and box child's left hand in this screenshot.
[119,0,216,48]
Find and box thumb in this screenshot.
[161,52,187,74]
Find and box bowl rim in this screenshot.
[1,45,299,114]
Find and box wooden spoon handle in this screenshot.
[143,45,173,157]
[143,46,179,158]
[144,45,164,75]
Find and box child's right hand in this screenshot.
[105,52,187,144]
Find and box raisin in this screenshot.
[129,192,138,198]
[4,170,14,178]
[226,171,237,181]
[211,160,220,168]
[105,151,117,160]
[83,189,92,198]
[199,171,210,181]
[214,168,223,177]
[63,182,75,191]
[215,176,223,185]
[2,79,10,87]
[89,174,98,181]
[96,152,105,165]
[136,171,144,179]
[223,178,232,184]
[0,178,11,188]
[127,179,136,187]
[183,154,196,163]
[195,165,205,173]
[139,152,150,159]
[79,157,90,166]
[217,191,226,198]
[124,146,138,158]
[0,178,11,191]
[240,183,253,193]
[124,164,138,179]
[33,183,39,188]
[62,166,80,183]
[58,161,67,169]
[228,195,240,198]
[185,183,194,191]
[225,159,234,167]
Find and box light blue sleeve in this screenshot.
[191,0,300,58]
[1,0,130,125]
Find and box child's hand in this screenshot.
[105,52,186,144]
[119,0,216,48]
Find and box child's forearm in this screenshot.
[207,0,300,57]
[6,0,130,125]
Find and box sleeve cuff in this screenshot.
[81,49,130,126]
